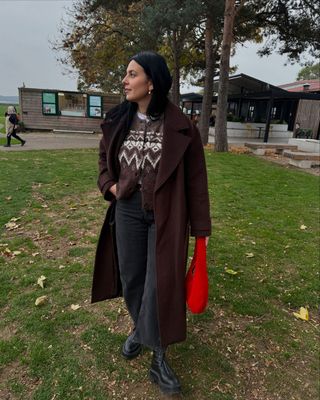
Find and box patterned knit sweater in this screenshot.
[117,112,164,210]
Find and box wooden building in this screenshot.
[19,87,121,133]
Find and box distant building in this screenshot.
[19,87,121,133]
[278,79,320,94]
[181,73,320,140]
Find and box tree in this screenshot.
[197,1,224,145]
[297,63,320,80]
[251,0,320,62]
[140,0,203,105]
[53,0,153,92]
[214,0,246,152]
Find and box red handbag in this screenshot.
[185,237,208,314]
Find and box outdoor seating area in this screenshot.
[245,141,320,169]
[283,150,320,169]
[244,142,298,155]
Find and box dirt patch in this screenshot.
[195,306,319,400]
[0,325,18,341]
[0,361,40,400]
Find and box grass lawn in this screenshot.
[0,149,319,400]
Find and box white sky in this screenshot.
[0,0,313,96]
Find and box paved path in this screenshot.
[0,131,290,152]
[0,132,101,151]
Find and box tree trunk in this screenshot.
[215,0,236,152]
[171,30,180,106]
[199,15,214,145]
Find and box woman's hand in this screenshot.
[109,183,117,196]
[205,237,209,247]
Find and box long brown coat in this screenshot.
[91,101,211,347]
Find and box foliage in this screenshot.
[249,0,320,62]
[297,62,320,80]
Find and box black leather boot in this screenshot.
[4,136,11,147]
[149,348,181,395]
[122,333,142,359]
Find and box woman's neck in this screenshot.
[137,97,151,115]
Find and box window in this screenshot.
[271,107,277,119]
[58,92,86,117]
[42,92,58,115]
[88,95,102,117]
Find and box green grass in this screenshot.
[0,149,319,399]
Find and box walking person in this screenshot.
[4,106,26,147]
[91,51,211,396]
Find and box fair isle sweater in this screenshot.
[117,112,164,210]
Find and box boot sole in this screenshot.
[121,345,142,360]
[149,370,181,395]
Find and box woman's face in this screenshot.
[122,60,153,103]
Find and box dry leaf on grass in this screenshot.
[293,307,309,321]
[300,224,307,230]
[5,221,20,230]
[35,295,48,306]
[70,304,81,311]
[37,275,46,288]
[225,268,239,275]
[246,252,254,258]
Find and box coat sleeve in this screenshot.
[98,135,116,202]
[184,123,211,237]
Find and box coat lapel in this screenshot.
[155,102,191,192]
[102,115,127,180]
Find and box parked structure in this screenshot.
[19,87,121,132]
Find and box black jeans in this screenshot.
[6,130,24,145]
[115,190,161,349]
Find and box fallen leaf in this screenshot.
[300,225,307,230]
[246,252,254,258]
[37,275,46,288]
[59,265,66,269]
[12,251,21,256]
[35,295,48,306]
[293,307,309,321]
[225,268,238,275]
[71,304,81,311]
[0,243,9,247]
[5,196,12,201]
[32,252,39,257]
[5,222,20,230]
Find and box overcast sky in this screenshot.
[0,0,311,96]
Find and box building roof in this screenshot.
[181,74,320,102]
[278,79,320,93]
[213,73,287,95]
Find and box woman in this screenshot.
[4,106,26,147]
[92,51,211,395]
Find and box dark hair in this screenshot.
[104,51,172,124]
[130,51,172,119]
